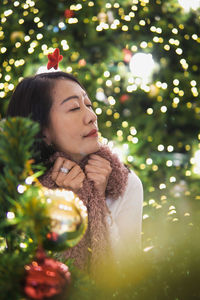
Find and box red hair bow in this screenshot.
[47,48,63,70]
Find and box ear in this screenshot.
[42,127,52,145]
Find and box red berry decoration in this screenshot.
[122,48,132,63]
[24,247,71,300]
[120,94,130,103]
[47,48,63,70]
[64,9,74,18]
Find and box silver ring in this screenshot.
[60,167,69,174]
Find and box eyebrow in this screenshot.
[60,92,88,105]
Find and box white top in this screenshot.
[106,170,143,259]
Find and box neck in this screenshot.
[66,152,88,163]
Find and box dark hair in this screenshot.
[6,71,83,164]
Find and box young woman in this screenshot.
[7,71,143,272]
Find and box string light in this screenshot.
[166,160,173,167]
[95,108,102,115]
[178,0,200,12]
[129,53,157,84]
[192,150,200,175]
[146,158,153,165]
[20,242,27,248]
[167,145,174,152]
[158,145,164,151]
[159,183,166,189]
[25,176,34,185]
[7,212,15,219]
[17,185,27,194]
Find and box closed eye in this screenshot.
[70,104,93,111]
[70,107,80,111]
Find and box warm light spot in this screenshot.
[158,144,164,151]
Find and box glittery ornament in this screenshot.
[42,188,88,251]
[24,247,71,300]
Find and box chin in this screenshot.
[87,142,101,155]
[83,141,101,156]
[72,140,101,161]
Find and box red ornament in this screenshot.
[78,59,86,67]
[64,9,74,18]
[46,232,59,242]
[24,247,71,300]
[120,94,130,103]
[122,48,132,63]
[47,48,63,70]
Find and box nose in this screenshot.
[83,105,97,125]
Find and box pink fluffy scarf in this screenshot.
[39,145,129,273]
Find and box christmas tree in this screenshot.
[0,0,200,299]
[1,0,200,200]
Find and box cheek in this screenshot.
[49,109,85,148]
[52,116,81,140]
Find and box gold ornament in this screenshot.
[149,84,160,97]
[42,188,88,251]
[10,31,25,42]
[97,11,107,23]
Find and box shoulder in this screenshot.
[124,169,143,204]
[120,169,143,210]
[106,168,143,214]
[106,169,143,253]
[126,169,143,191]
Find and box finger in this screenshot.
[89,154,109,163]
[89,155,111,170]
[87,158,103,168]
[64,165,84,182]
[85,164,107,174]
[62,160,77,175]
[66,172,85,190]
[86,172,105,182]
[87,160,111,173]
[55,165,83,186]
[86,160,112,175]
[52,157,65,173]
[51,157,65,181]
[51,158,76,181]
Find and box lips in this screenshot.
[84,129,98,137]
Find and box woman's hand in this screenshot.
[85,154,112,197]
[51,157,85,194]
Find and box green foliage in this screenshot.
[0,117,41,210]
[0,252,30,300]
[0,117,48,253]
[0,117,55,300]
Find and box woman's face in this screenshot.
[43,79,100,162]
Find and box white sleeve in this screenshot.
[106,170,143,257]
